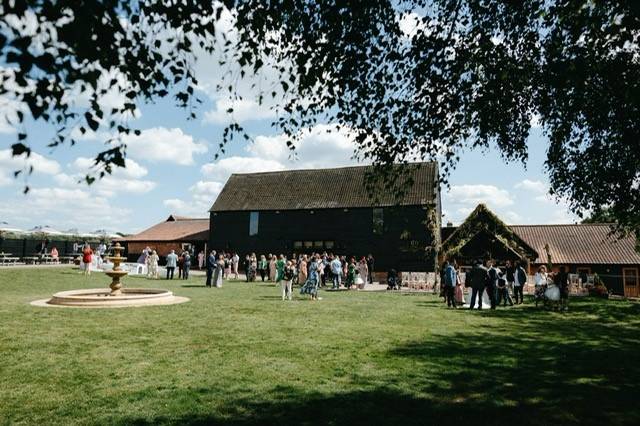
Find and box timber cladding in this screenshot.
[208,206,440,272]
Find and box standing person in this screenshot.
[505,260,515,300]
[300,255,321,300]
[212,254,224,288]
[555,265,570,311]
[366,254,375,283]
[513,261,527,304]
[298,255,308,286]
[243,255,250,282]
[486,260,499,310]
[442,260,457,308]
[82,243,93,276]
[268,255,277,281]
[275,254,286,286]
[232,252,240,279]
[166,250,178,279]
[346,257,357,289]
[205,250,216,288]
[177,252,184,279]
[330,255,342,289]
[224,254,232,278]
[197,250,205,270]
[497,266,513,306]
[468,259,488,310]
[183,250,191,279]
[357,257,369,286]
[534,265,549,288]
[249,253,258,282]
[148,250,159,279]
[454,262,465,306]
[282,260,295,301]
[258,255,268,282]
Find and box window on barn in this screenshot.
[249,211,259,236]
[372,208,384,234]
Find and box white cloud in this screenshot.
[72,156,148,179]
[201,156,285,181]
[447,184,514,208]
[515,179,546,193]
[162,180,224,217]
[0,149,61,175]
[54,156,155,196]
[123,127,208,166]
[0,187,131,231]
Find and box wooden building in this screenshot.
[441,204,640,297]
[119,215,209,263]
[208,163,442,272]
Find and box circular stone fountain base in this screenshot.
[31,288,189,308]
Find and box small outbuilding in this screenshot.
[119,215,209,262]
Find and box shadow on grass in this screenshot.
[116,298,640,426]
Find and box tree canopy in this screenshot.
[1,1,639,237]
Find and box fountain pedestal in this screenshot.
[106,243,128,296]
[31,242,189,308]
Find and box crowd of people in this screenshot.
[202,250,375,300]
[441,258,570,311]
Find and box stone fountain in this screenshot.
[32,243,189,308]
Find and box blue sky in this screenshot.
[0,9,578,234]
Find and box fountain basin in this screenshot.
[31,288,189,308]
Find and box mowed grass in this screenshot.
[1,267,639,426]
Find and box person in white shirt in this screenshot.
[513,260,527,304]
[534,265,549,287]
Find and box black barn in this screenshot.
[208,163,441,272]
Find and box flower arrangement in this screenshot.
[587,273,610,298]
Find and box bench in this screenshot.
[0,257,20,266]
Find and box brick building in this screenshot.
[119,215,209,263]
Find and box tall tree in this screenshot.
[1,1,639,238]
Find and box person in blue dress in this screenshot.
[300,254,321,300]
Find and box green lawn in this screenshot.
[1,267,639,425]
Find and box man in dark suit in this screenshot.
[468,259,488,310]
[205,250,216,287]
[486,260,499,309]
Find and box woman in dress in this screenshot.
[197,250,205,270]
[148,250,159,279]
[357,257,369,287]
[268,255,277,281]
[534,265,549,300]
[346,257,357,289]
[213,254,224,288]
[454,262,466,306]
[82,243,93,276]
[300,255,321,300]
[298,254,308,286]
[249,253,258,282]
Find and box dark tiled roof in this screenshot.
[120,215,209,242]
[511,224,640,265]
[210,162,438,212]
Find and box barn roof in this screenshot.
[119,215,209,242]
[511,224,640,265]
[210,162,438,212]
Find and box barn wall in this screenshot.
[209,205,440,272]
